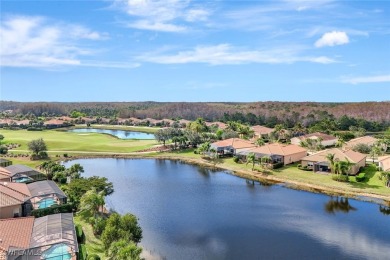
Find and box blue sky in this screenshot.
[1,0,389,102]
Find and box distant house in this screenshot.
[343,136,378,151]
[0,182,31,218]
[210,138,256,156]
[378,156,390,171]
[251,125,274,138]
[43,119,67,128]
[291,132,338,147]
[300,148,366,175]
[1,165,46,183]
[0,158,12,167]
[0,213,78,260]
[237,143,307,165]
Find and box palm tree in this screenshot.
[370,145,382,163]
[78,189,105,222]
[326,153,336,174]
[255,137,265,147]
[246,152,256,171]
[335,137,346,148]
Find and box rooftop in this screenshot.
[211,138,255,149]
[0,182,30,207]
[241,143,307,156]
[294,132,337,141]
[251,125,274,135]
[301,148,366,163]
[0,217,35,251]
[27,180,67,199]
[345,136,378,147]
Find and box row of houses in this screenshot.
[208,136,385,175]
[0,161,78,260]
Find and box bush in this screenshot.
[76,224,85,243]
[272,162,284,169]
[297,164,301,168]
[27,127,43,131]
[233,156,240,163]
[31,203,73,218]
[0,145,8,154]
[38,151,48,159]
[332,174,349,182]
[79,244,88,260]
[64,153,68,158]
[356,173,366,182]
[87,255,100,260]
[93,217,107,236]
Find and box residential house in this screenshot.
[300,148,366,175]
[237,143,307,165]
[0,182,30,219]
[0,217,35,260]
[378,156,390,171]
[206,121,227,130]
[291,132,338,147]
[1,165,46,183]
[251,125,274,139]
[25,180,67,214]
[210,138,256,156]
[0,213,78,260]
[43,119,67,129]
[343,136,378,151]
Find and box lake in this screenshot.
[67,128,155,139]
[64,159,390,260]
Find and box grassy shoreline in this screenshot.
[2,129,390,205]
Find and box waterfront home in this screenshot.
[300,148,366,175]
[43,119,68,128]
[0,165,46,183]
[25,181,67,213]
[0,159,12,168]
[0,213,78,260]
[210,138,256,156]
[291,132,338,147]
[343,136,378,151]
[0,182,30,219]
[378,156,390,171]
[237,143,307,165]
[251,125,274,138]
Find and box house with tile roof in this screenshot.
[210,138,256,156]
[251,125,274,138]
[378,156,390,172]
[0,182,31,219]
[291,132,338,147]
[1,165,46,183]
[0,213,78,260]
[343,136,378,151]
[300,148,366,175]
[237,143,307,165]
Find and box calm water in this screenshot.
[64,159,390,260]
[67,128,154,139]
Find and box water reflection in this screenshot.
[324,197,357,214]
[67,128,154,139]
[379,205,390,215]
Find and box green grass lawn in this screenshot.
[1,129,157,154]
[74,216,105,259]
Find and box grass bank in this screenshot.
[1,129,157,154]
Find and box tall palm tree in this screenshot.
[255,137,265,147]
[78,189,105,222]
[246,152,256,171]
[326,153,336,174]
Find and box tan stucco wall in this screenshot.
[284,151,307,165]
[300,158,365,175]
[0,205,21,219]
[379,159,390,171]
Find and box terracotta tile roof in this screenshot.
[211,138,256,149]
[243,143,307,156]
[378,155,390,162]
[294,132,337,141]
[0,173,10,181]
[0,217,35,251]
[0,182,30,207]
[345,136,378,147]
[15,120,30,125]
[301,148,366,163]
[251,125,274,135]
[0,168,11,176]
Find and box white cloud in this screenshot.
[0,15,136,69]
[342,74,390,84]
[138,44,336,65]
[114,0,210,32]
[315,31,349,47]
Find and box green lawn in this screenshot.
[74,216,106,259]
[1,129,157,154]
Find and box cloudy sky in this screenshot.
[1,0,389,102]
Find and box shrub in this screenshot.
[27,127,43,131]
[272,162,284,169]
[297,164,301,168]
[233,156,240,163]
[87,254,101,260]
[93,217,107,236]
[64,153,68,158]
[38,151,48,159]
[79,244,88,260]
[356,173,366,182]
[76,224,85,243]
[0,145,8,154]
[332,174,349,182]
[31,203,73,218]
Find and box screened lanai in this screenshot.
[26,181,67,212]
[6,165,46,183]
[29,213,78,260]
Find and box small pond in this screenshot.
[67,128,155,139]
